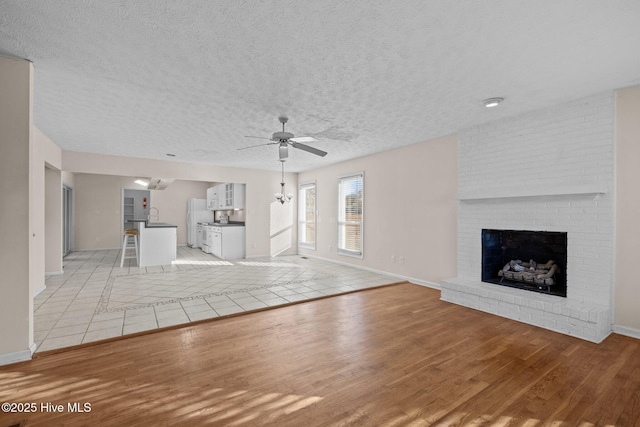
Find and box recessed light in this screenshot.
[483,97,504,108]
[166,153,176,157]
[134,179,148,186]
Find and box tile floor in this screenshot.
[35,247,399,352]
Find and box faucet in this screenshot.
[149,207,159,221]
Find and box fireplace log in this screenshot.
[498,259,558,287]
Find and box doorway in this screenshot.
[63,184,73,256]
[122,189,151,235]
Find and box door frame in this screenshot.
[63,184,74,257]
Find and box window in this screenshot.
[338,173,363,257]
[298,182,316,249]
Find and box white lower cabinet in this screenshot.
[211,229,222,257]
[208,226,245,260]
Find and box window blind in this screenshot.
[338,173,363,257]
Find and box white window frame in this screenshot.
[338,172,364,258]
[298,181,316,250]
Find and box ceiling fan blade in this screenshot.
[290,142,327,157]
[289,136,318,143]
[279,143,288,160]
[244,135,273,140]
[237,142,277,151]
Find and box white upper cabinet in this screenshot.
[218,183,245,210]
[206,186,220,210]
[208,183,245,210]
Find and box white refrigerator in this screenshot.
[187,198,214,248]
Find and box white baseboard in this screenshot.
[244,252,297,259]
[34,285,47,297]
[613,324,640,340]
[300,253,441,290]
[45,270,64,276]
[0,343,36,366]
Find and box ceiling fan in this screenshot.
[239,117,327,160]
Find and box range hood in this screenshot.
[146,178,175,190]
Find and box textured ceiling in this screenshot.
[1,1,639,172]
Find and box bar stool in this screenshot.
[120,228,139,268]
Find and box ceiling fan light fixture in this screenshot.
[279,142,289,160]
[483,97,504,108]
[241,117,327,158]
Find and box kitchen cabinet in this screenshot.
[211,228,222,257]
[218,183,245,210]
[221,226,245,259]
[133,220,177,267]
[206,225,245,260]
[208,183,245,211]
[206,186,220,210]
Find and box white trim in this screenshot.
[301,253,440,290]
[63,183,74,256]
[613,324,640,340]
[0,344,35,366]
[298,180,317,251]
[45,270,64,276]
[244,253,273,259]
[34,284,47,297]
[337,249,364,259]
[245,250,298,259]
[611,96,618,345]
[338,172,364,258]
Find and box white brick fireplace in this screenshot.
[441,92,614,343]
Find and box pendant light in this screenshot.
[275,160,293,204]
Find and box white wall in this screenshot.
[615,85,640,335]
[63,151,298,257]
[298,134,458,286]
[74,175,211,248]
[0,56,33,363]
[0,61,62,363]
[62,171,75,187]
[33,128,63,285]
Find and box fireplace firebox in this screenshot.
[481,229,567,297]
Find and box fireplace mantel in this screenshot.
[456,183,607,201]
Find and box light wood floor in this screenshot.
[1,283,639,426]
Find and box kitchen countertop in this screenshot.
[145,222,177,228]
[131,219,178,228]
[200,222,245,227]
